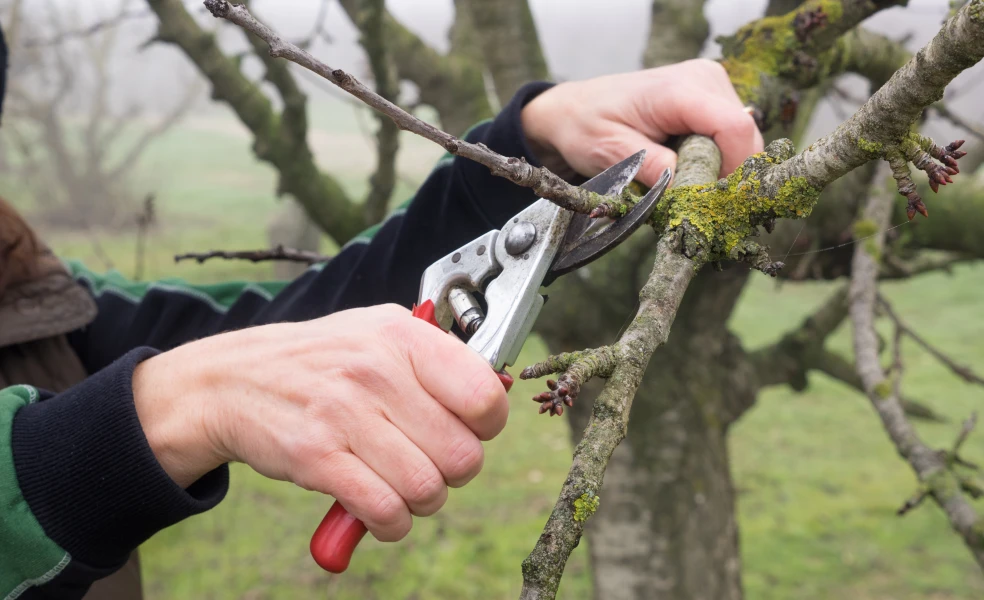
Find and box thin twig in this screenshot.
[932,103,984,143]
[174,245,332,265]
[878,295,984,387]
[202,0,614,216]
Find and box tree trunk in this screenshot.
[607,272,755,599]
[643,0,710,68]
[456,0,549,106]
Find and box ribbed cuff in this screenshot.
[11,347,229,568]
[457,81,556,228]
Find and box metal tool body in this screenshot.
[310,151,672,574]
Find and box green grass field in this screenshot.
[28,100,984,599]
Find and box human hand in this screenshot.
[131,304,508,542]
[521,59,764,184]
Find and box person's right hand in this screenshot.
[131,304,509,542]
[521,58,763,185]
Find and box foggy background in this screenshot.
[28,0,980,144]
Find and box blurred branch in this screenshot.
[878,295,984,387]
[204,0,621,217]
[644,0,710,68]
[932,103,984,144]
[109,79,203,182]
[23,8,148,47]
[337,0,492,136]
[346,0,400,225]
[849,165,984,569]
[175,245,332,265]
[455,0,549,105]
[146,0,364,242]
[813,348,948,423]
[880,251,976,279]
[294,0,331,49]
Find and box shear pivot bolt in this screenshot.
[505,222,536,255]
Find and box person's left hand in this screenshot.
[520,59,763,185]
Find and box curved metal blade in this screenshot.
[545,167,672,285]
[558,150,648,253]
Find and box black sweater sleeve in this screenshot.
[9,82,553,598]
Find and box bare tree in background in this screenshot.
[155,0,984,599]
[0,0,198,233]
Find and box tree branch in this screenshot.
[174,245,332,265]
[517,136,717,599]
[337,0,493,136]
[643,0,710,68]
[849,164,984,568]
[456,0,549,106]
[346,0,401,225]
[147,0,364,243]
[878,295,984,387]
[203,0,618,216]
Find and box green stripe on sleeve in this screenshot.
[66,261,290,314]
[0,385,71,599]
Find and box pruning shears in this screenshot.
[309,150,672,574]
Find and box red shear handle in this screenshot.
[309,300,512,573]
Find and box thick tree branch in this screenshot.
[643,0,710,68]
[765,4,984,192]
[647,2,984,272]
[204,0,619,216]
[849,165,984,569]
[518,136,718,599]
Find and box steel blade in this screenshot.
[545,167,672,284]
[558,150,647,254]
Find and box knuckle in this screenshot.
[698,58,728,78]
[291,445,346,493]
[736,113,758,135]
[442,435,485,486]
[368,492,410,540]
[466,369,505,420]
[405,462,446,507]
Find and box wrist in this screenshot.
[132,351,225,488]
